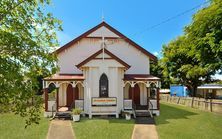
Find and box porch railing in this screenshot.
[123,99,132,110]
[75,99,84,110]
[149,99,157,109]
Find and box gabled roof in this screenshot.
[55,21,157,61]
[76,48,131,69]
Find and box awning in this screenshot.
[198,84,222,89]
[44,74,84,81]
[123,74,160,81]
[160,89,170,93]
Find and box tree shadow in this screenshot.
[108,118,135,124]
[155,103,198,125]
[78,116,135,124]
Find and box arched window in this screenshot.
[99,73,109,97]
[48,83,56,101]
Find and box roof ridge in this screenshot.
[54,21,157,61]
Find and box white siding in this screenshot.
[55,25,152,115]
[57,38,150,74]
[87,26,120,38]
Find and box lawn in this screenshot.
[155,102,222,139]
[0,113,49,139]
[72,117,135,139]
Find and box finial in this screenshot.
[102,10,105,22]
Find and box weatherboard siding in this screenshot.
[57,38,150,74]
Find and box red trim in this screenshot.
[134,84,140,105]
[56,88,59,110]
[54,21,157,61]
[59,73,83,76]
[66,84,74,107]
[132,86,134,104]
[44,79,84,81]
[76,48,131,69]
[44,74,84,81]
[44,88,48,111]
[73,87,76,108]
[54,22,105,54]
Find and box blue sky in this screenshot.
[46,0,206,56]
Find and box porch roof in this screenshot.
[197,84,222,89]
[44,74,84,81]
[123,74,160,81]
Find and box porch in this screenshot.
[42,74,160,118]
[123,74,161,116]
[43,74,85,117]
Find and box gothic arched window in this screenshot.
[99,73,109,97]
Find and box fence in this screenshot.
[160,94,222,114]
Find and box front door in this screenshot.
[134,84,140,105]
[66,84,73,107]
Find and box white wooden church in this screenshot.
[43,21,161,118]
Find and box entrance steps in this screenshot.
[135,110,155,125]
[53,112,72,120]
[135,110,150,117]
[135,117,155,124]
[50,106,72,120]
[135,110,153,117]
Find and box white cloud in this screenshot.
[153,51,159,56]
[212,74,222,80]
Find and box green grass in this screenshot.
[72,117,135,139]
[0,113,49,139]
[155,102,222,139]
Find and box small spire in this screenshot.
[102,10,105,22]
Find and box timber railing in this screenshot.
[160,94,222,114]
[147,98,153,117]
[132,102,136,118]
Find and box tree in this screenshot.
[161,36,211,96]
[0,0,62,126]
[185,0,222,76]
[161,0,222,96]
[150,60,170,89]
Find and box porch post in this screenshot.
[146,87,149,107]
[157,88,160,110]
[73,86,76,108]
[44,88,48,111]
[56,88,59,111]
[132,86,134,104]
[123,86,125,109]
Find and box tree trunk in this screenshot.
[191,85,197,97]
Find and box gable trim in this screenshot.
[54,22,157,61]
[76,48,131,69]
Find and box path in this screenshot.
[131,117,158,139]
[47,120,75,139]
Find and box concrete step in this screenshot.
[135,110,149,113]
[135,117,155,124]
[135,112,150,117]
[55,112,72,120]
[56,111,71,114]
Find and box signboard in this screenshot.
[92,97,117,106]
